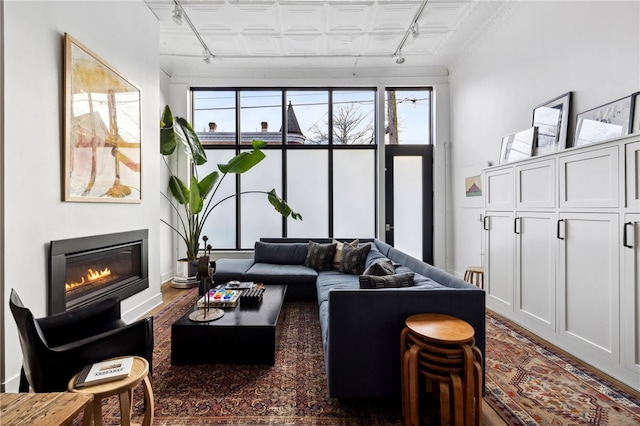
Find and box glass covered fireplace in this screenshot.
[48,229,149,314]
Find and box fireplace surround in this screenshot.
[48,229,149,315]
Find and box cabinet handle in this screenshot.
[557,219,564,240]
[514,217,520,235]
[623,222,634,248]
[483,216,489,231]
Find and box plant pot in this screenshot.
[171,259,200,289]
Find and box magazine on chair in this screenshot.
[74,356,134,388]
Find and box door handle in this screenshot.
[557,219,564,240]
[385,223,394,232]
[483,216,489,231]
[623,221,634,248]
[514,217,520,235]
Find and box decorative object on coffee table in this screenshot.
[188,240,223,322]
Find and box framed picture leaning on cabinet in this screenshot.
[499,126,538,164]
[574,94,635,147]
[532,92,571,155]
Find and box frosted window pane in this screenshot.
[197,150,237,249]
[394,156,422,259]
[240,151,283,248]
[333,150,376,237]
[287,151,328,237]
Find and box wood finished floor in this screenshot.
[151,281,507,425]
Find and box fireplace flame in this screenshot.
[87,267,111,281]
[65,267,112,291]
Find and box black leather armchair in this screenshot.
[9,288,154,392]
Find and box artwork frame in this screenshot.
[631,91,640,134]
[532,92,571,155]
[574,94,634,148]
[64,33,142,203]
[499,127,538,164]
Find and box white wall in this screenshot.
[1,0,162,391]
[448,0,640,276]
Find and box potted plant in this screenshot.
[160,105,301,278]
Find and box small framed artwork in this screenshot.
[574,94,634,147]
[631,91,640,134]
[500,127,538,164]
[64,33,141,202]
[532,92,571,155]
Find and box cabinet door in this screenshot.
[485,211,514,312]
[516,159,556,209]
[558,213,619,362]
[622,213,640,374]
[626,141,640,210]
[485,168,513,210]
[515,212,556,332]
[559,146,619,209]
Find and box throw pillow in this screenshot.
[339,243,371,275]
[363,259,395,276]
[359,272,415,289]
[332,239,359,269]
[304,241,337,271]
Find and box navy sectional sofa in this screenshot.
[213,238,486,399]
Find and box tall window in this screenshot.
[192,87,430,250]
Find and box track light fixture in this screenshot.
[172,4,183,25]
[392,0,428,65]
[411,22,420,39]
[172,0,214,64]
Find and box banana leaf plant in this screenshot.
[160,105,301,261]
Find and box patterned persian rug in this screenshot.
[75,288,640,425]
[484,311,640,425]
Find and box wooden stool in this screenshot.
[463,267,484,289]
[68,356,154,426]
[401,313,482,426]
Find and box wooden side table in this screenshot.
[0,392,93,426]
[67,356,154,426]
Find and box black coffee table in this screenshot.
[171,285,287,365]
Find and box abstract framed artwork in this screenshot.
[64,33,141,202]
[574,94,634,147]
[532,92,571,155]
[631,91,640,134]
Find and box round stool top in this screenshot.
[406,313,474,344]
[67,356,149,398]
[466,266,484,273]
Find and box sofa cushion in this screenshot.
[332,239,359,269]
[316,270,360,304]
[246,263,318,285]
[359,272,415,289]
[254,241,308,265]
[213,258,254,283]
[304,241,337,271]
[363,259,395,276]
[339,244,371,275]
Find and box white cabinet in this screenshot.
[484,211,514,310]
[558,212,619,362]
[559,146,619,209]
[515,212,556,334]
[483,134,639,392]
[626,141,640,209]
[622,213,640,374]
